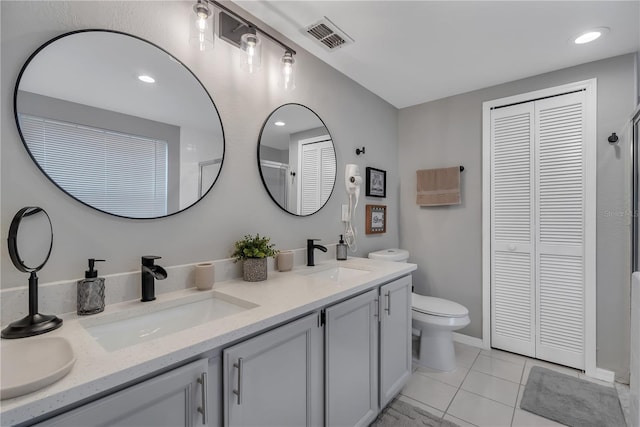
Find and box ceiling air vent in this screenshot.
[304,17,354,51]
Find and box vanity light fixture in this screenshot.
[280,51,295,91]
[240,27,262,73]
[574,27,609,44]
[199,1,297,88]
[190,0,214,52]
[274,121,285,126]
[138,75,156,83]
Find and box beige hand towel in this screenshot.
[416,167,461,206]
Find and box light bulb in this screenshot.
[190,0,214,52]
[138,75,155,83]
[241,30,262,73]
[280,51,295,91]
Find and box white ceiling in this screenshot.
[235,1,640,109]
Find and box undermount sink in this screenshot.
[82,293,257,352]
[303,266,371,282]
[1,336,76,400]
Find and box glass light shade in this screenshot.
[240,31,262,73]
[280,51,295,91]
[189,1,214,52]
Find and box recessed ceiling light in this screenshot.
[574,27,609,44]
[274,121,285,126]
[138,75,156,83]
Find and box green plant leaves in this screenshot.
[231,233,278,262]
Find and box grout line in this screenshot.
[458,388,518,409]
[519,360,527,385]
[442,348,480,417]
[509,387,519,427]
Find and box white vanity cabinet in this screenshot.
[36,358,212,427]
[378,275,412,407]
[324,275,412,426]
[222,312,324,427]
[325,289,379,427]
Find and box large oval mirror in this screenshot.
[258,104,336,216]
[14,30,225,219]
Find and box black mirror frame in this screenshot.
[8,206,53,273]
[256,103,337,217]
[3,206,62,339]
[13,29,226,220]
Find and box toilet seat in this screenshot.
[412,294,468,318]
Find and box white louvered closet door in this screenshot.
[490,103,536,357]
[534,92,586,369]
[299,139,335,215]
[491,91,586,370]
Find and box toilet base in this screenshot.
[415,328,457,372]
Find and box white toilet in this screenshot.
[368,249,470,372]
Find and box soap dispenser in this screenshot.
[336,235,347,261]
[77,259,106,315]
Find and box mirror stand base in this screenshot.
[1,313,63,339]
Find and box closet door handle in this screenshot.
[232,358,243,405]
[196,372,208,425]
[508,244,517,251]
[385,291,391,315]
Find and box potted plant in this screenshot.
[231,234,278,282]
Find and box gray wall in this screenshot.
[1,1,399,288]
[399,53,636,380]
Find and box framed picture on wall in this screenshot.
[365,204,386,234]
[366,167,386,198]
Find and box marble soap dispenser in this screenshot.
[77,258,106,315]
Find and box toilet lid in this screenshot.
[368,249,409,262]
[412,293,468,318]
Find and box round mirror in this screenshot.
[258,104,336,216]
[4,207,62,339]
[14,30,225,219]
[8,207,53,273]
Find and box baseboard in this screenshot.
[452,332,484,348]
[591,368,616,383]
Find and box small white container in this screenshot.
[194,263,215,290]
[277,251,294,272]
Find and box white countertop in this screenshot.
[0,258,416,426]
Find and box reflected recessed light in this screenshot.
[138,75,156,83]
[274,121,285,126]
[574,27,609,44]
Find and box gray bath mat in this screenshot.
[370,398,459,427]
[520,366,626,427]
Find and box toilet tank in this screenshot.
[368,248,409,263]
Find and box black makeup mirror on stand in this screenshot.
[2,207,62,338]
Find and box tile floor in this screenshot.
[399,341,628,427]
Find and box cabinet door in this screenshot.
[379,276,412,408]
[223,312,323,427]
[38,359,210,427]
[325,289,378,427]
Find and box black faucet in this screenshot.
[141,256,167,302]
[307,239,328,267]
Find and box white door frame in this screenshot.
[481,79,608,380]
